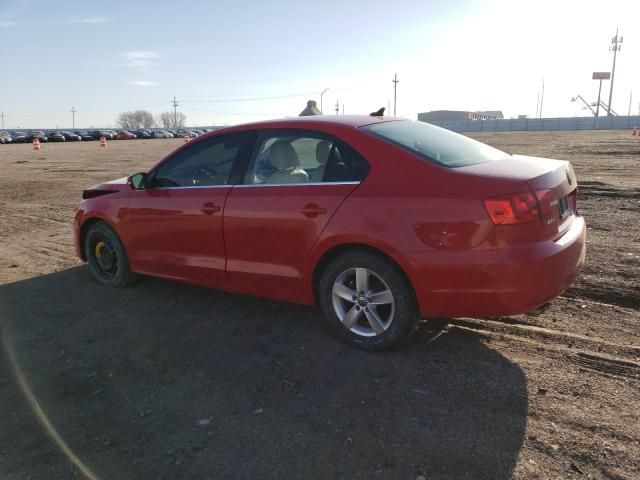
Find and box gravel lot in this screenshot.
[0,131,638,479]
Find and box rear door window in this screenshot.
[244,130,370,185]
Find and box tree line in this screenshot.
[116,110,187,129]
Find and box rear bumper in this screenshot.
[397,216,586,318]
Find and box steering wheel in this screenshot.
[192,167,221,186]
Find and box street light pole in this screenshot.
[607,29,623,116]
[320,88,329,114]
[392,73,399,116]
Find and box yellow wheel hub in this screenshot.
[95,241,106,258]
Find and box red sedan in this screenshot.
[74,114,586,350]
[116,130,137,140]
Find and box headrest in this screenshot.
[270,141,299,169]
[316,140,331,165]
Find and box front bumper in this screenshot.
[397,216,586,318]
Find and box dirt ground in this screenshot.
[0,131,638,479]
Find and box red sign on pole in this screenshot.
[592,72,611,80]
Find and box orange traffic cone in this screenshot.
[100,136,107,147]
[33,138,41,151]
[184,134,189,143]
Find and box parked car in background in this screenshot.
[61,131,82,141]
[48,131,66,142]
[117,130,137,140]
[74,115,586,350]
[173,129,197,138]
[75,131,94,141]
[89,130,115,140]
[11,132,27,143]
[25,131,48,142]
[152,130,173,139]
[0,131,12,143]
[135,130,152,139]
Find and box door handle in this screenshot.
[201,202,221,215]
[301,203,327,218]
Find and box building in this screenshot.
[477,110,504,119]
[418,110,504,122]
[299,100,322,116]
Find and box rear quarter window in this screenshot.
[361,120,508,167]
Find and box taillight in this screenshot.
[484,191,542,225]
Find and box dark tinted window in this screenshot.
[152,132,251,187]
[244,130,370,185]
[362,120,508,167]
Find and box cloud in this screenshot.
[122,51,161,67]
[129,80,159,87]
[0,21,18,27]
[62,17,113,24]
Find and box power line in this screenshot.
[180,91,321,104]
[181,105,290,117]
[179,86,361,104]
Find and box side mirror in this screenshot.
[128,172,148,190]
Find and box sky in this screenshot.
[0,0,639,129]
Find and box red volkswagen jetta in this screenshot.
[74,115,585,350]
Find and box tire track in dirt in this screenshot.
[445,317,640,380]
[578,183,640,199]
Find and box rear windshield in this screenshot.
[361,120,508,167]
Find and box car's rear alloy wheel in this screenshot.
[319,250,420,351]
[332,267,395,337]
[85,222,135,287]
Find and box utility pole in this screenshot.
[320,88,329,114]
[70,106,77,129]
[392,73,399,116]
[335,100,339,115]
[0,112,5,129]
[539,78,545,119]
[342,104,344,115]
[607,29,623,116]
[171,95,179,127]
[628,91,632,116]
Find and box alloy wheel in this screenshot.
[331,267,395,337]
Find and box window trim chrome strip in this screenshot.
[233,181,361,188]
[148,181,361,191]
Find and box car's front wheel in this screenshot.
[318,250,420,351]
[84,222,135,287]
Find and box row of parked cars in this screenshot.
[0,128,216,144]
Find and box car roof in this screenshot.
[233,114,403,130]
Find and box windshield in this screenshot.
[361,120,508,168]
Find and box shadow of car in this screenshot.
[0,266,527,479]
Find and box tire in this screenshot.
[318,250,420,351]
[84,222,136,287]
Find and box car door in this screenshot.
[122,131,253,287]
[223,129,370,302]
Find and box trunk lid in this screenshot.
[461,155,578,241]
